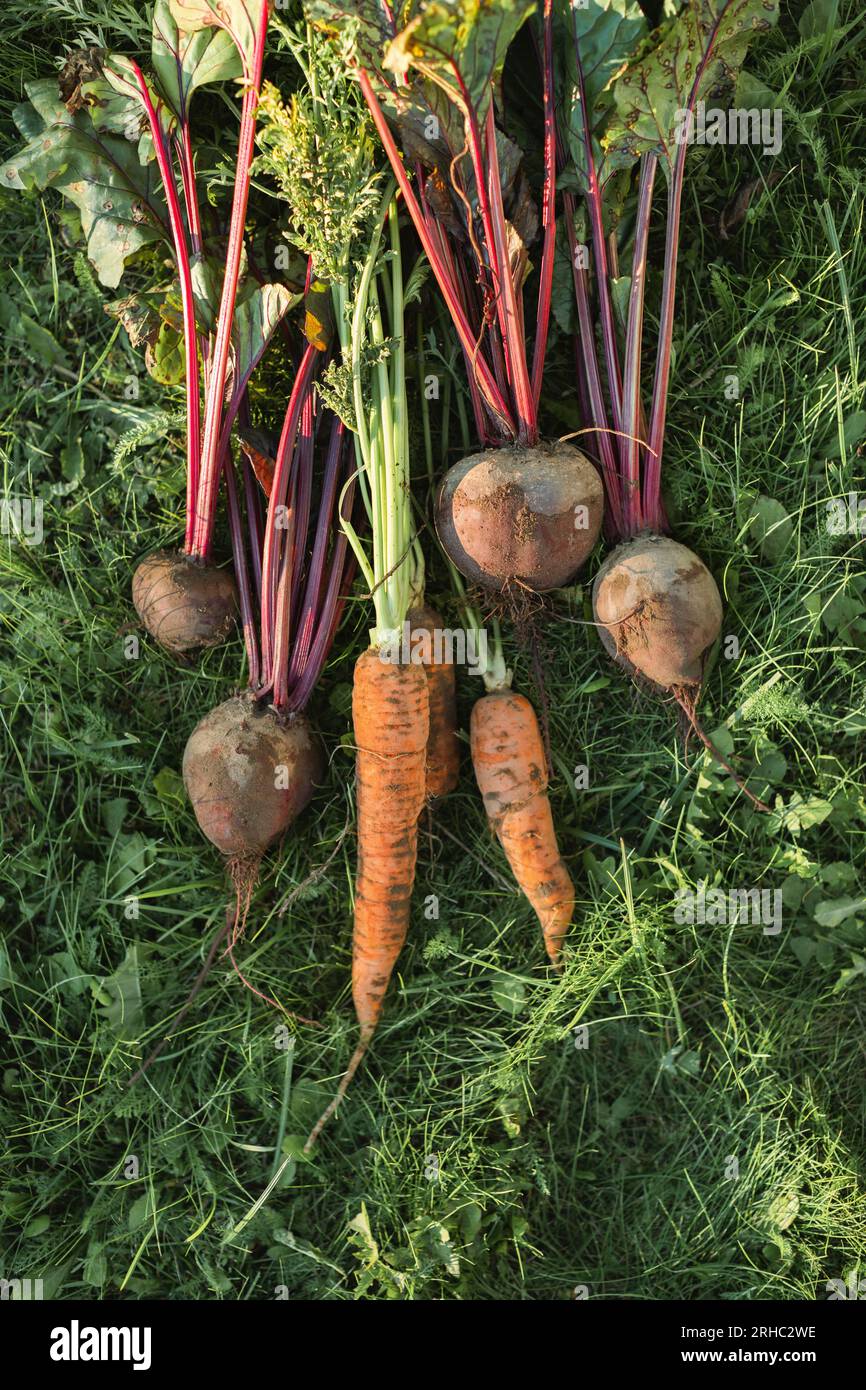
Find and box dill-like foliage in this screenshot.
[255,29,384,289]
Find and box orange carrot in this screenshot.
[470,689,574,964]
[305,648,428,1148]
[407,604,460,800]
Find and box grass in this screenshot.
[1,0,865,1300]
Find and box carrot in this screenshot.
[304,649,428,1149]
[470,689,574,964]
[407,604,460,800]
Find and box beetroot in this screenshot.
[132,550,237,655]
[592,535,723,691]
[182,694,322,860]
[435,442,603,592]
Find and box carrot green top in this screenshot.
[256,22,424,649]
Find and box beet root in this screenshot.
[132,550,237,654]
[435,442,603,592]
[182,695,323,859]
[592,534,723,690]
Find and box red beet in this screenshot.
[132,550,237,655]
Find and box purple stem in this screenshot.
[259,342,319,687]
[128,62,201,555]
[358,67,515,441]
[242,457,264,603]
[564,190,624,536]
[643,8,732,531]
[530,0,556,410]
[286,416,344,691]
[570,11,624,440]
[621,154,657,537]
[224,447,260,689]
[289,392,315,633]
[191,0,270,560]
[287,476,357,713]
[270,505,298,712]
[485,103,536,445]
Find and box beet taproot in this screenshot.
[132,550,237,655]
[435,442,603,592]
[182,694,322,860]
[592,534,723,691]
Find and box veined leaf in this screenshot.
[303,279,334,351]
[152,0,242,119]
[604,0,780,175]
[307,0,402,74]
[384,0,535,129]
[101,53,177,144]
[190,252,223,333]
[555,0,647,192]
[169,0,270,72]
[557,0,647,113]
[0,79,169,288]
[146,319,186,384]
[229,281,296,393]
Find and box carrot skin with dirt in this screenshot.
[352,648,429,1038]
[407,605,460,800]
[470,690,574,963]
[304,650,429,1151]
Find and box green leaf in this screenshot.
[83,1244,108,1288]
[153,766,185,804]
[813,897,866,929]
[747,495,793,561]
[128,1193,151,1230]
[94,944,145,1040]
[110,833,157,897]
[767,794,834,835]
[552,217,579,335]
[101,797,129,834]
[604,0,780,176]
[24,1214,51,1238]
[384,0,535,129]
[0,942,12,992]
[12,95,46,141]
[61,437,86,486]
[0,79,168,288]
[10,307,72,371]
[100,55,175,144]
[146,319,185,384]
[823,409,866,459]
[767,1192,800,1231]
[152,0,242,119]
[230,282,295,389]
[815,938,835,970]
[556,0,647,190]
[169,0,267,72]
[490,974,526,1016]
[798,0,840,39]
[790,936,815,967]
[833,954,866,993]
[611,273,631,331]
[190,253,222,333]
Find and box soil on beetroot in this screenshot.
[436,442,603,592]
[132,550,238,655]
